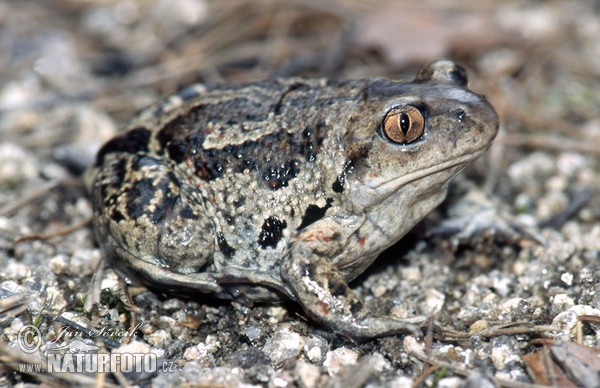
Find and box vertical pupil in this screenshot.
[399,113,410,133]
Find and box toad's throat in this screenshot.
[351,147,488,208]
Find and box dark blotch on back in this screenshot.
[328,276,349,298]
[217,233,236,258]
[332,159,353,193]
[95,127,151,166]
[347,143,371,166]
[100,158,127,202]
[298,198,333,230]
[332,176,345,193]
[301,121,326,162]
[178,203,198,220]
[122,156,181,223]
[258,216,288,249]
[332,143,370,193]
[158,116,327,190]
[125,177,156,220]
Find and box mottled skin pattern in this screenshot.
[85,60,498,339]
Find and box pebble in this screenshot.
[421,288,445,314]
[551,293,575,308]
[114,340,151,355]
[303,335,329,364]
[244,325,263,343]
[0,143,38,185]
[262,327,303,364]
[361,352,391,373]
[490,339,521,370]
[145,329,172,348]
[552,305,600,338]
[183,335,220,362]
[323,347,359,376]
[294,360,321,388]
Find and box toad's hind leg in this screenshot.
[281,227,423,340]
[89,153,217,285]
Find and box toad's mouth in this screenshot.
[350,147,489,208]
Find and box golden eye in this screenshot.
[382,106,425,144]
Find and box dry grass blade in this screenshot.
[14,217,91,243]
[0,343,118,387]
[0,293,30,321]
[441,322,559,341]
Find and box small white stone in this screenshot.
[389,376,414,386]
[401,266,422,282]
[482,292,500,306]
[272,376,288,387]
[49,254,68,275]
[390,303,412,319]
[545,175,568,192]
[99,271,121,292]
[361,352,390,372]
[157,316,177,327]
[551,293,575,308]
[185,335,220,361]
[44,285,67,312]
[552,305,600,338]
[145,329,172,348]
[304,335,329,364]
[171,310,188,322]
[162,298,184,310]
[204,335,220,348]
[69,249,102,277]
[371,284,387,298]
[498,298,525,315]
[492,276,512,298]
[560,272,573,286]
[403,336,425,358]
[262,327,303,364]
[183,346,200,360]
[421,288,445,314]
[491,343,519,370]
[306,346,322,363]
[0,143,38,184]
[437,377,463,388]
[244,325,262,342]
[557,152,588,176]
[114,340,151,355]
[323,347,359,376]
[295,360,321,388]
[265,306,288,322]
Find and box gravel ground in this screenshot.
[1,0,599,386]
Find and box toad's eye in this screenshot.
[382,105,425,144]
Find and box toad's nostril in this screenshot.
[452,109,466,123]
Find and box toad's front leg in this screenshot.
[281,223,422,340]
